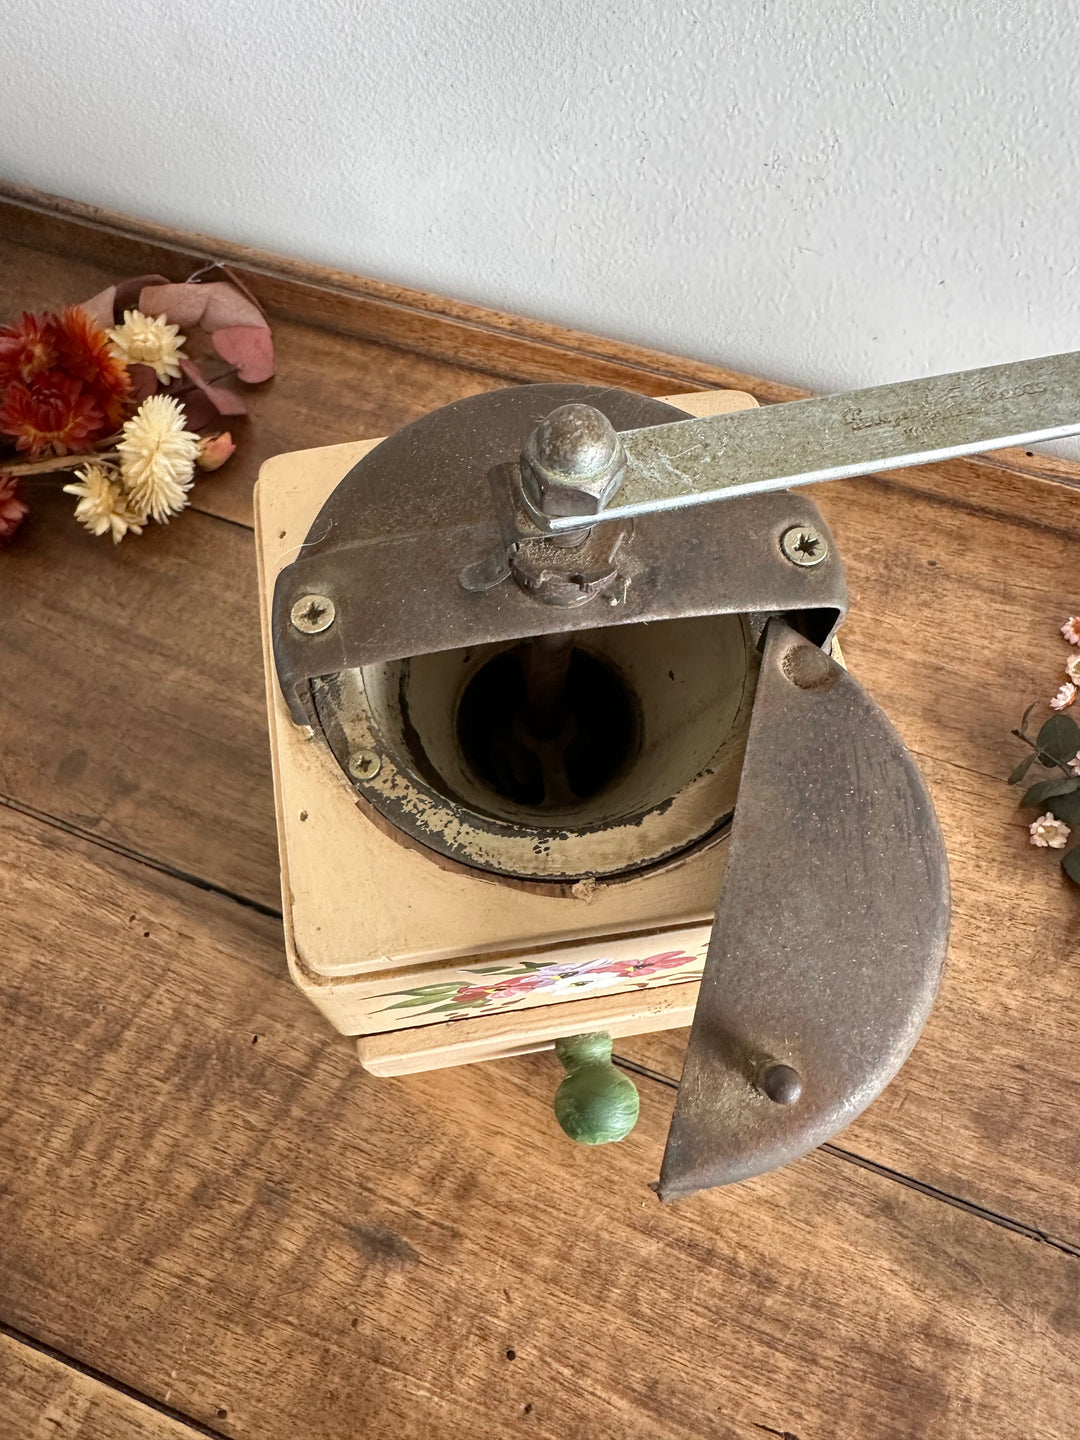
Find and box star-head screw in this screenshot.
[290,593,336,634]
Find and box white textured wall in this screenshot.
[1,0,1077,396]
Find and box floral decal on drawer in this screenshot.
[374,947,702,1020]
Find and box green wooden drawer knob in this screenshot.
[554,1032,640,1144]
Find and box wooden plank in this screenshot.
[1,803,1076,1440]
[0,1333,206,1440]
[0,483,279,909]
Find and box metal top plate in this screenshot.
[272,385,847,724]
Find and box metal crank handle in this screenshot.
[531,350,1080,533]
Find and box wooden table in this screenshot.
[1,186,1077,1440]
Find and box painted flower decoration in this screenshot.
[0,475,28,542]
[1062,617,1080,646]
[117,394,199,521]
[107,309,186,383]
[1050,681,1077,711]
[376,945,705,1019]
[63,462,147,544]
[1029,812,1070,849]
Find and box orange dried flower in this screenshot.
[54,305,131,428]
[0,474,27,541]
[0,373,104,457]
[0,306,131,458]
[0,311,57,385]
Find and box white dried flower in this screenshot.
[63,462,147,544]
[1050,681,1077,711]
[1062,616,1080,646]
[117,394,199,522]
[1066,654,1080,684]
[107,308,186,383]
[1069,752,1080,777]
[1029,812,1071,849]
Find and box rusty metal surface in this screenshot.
[272,385,847,725]
[656,619,949,1199]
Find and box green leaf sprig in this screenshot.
[1009,707,1080,884]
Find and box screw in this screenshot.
[347,750,381,782]
[290,593,336,634]
[780,525,828,567]
[757,1062,803,1105]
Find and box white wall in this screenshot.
[2,0,1077,397]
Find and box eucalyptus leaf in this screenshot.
[1036,713,1080,765]
[1020,777,1079,808]
[1048,790,1080,827]
[382,990,461,1010]
[1020,701,1038,733]
[1008,753,1036,785]
[1062,848,1080,885]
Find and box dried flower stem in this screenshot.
[0,447,121,479]
[1011,727,1077,780]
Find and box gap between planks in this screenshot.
[613,1057,1080,1259]
[0,1322,228,1440]
[5,780,1075,1261]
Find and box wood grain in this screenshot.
[1,803,1076,1440]
[0,483,279,908]
[0,1333,206,1440]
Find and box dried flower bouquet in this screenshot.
[0,266,273,545]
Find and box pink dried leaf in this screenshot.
[127,362,160,404]
[178,358,248,416]
[113,274,171,318]
[140,280,265,332]
[211,325,274,383]
[202,285,265,330]
[80,286,116,330]
[138,283,212,328]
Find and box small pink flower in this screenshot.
[1029,812,1071,849]
[1062,616,1080,646]
[1050,681,1077,711]
[1067,655,1080,685]
[0,474,28,542]
[195,430,236,471]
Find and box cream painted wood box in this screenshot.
[255,387,766,1077]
